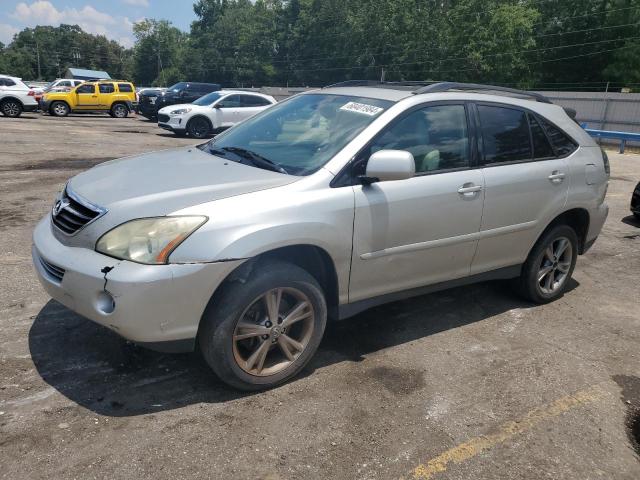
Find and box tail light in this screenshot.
[28,90,35,96]
[600,148,610,176]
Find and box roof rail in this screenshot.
[412,82,552,103]
[324,80,385,88]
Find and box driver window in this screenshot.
[369,104,470,174]
[76,84,95,94]
[217,95,242,108]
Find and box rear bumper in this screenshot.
[32,216,244,352]
[583,202,608,253]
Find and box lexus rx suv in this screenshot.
[32,82,609,390]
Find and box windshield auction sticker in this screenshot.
[339,102,384,116]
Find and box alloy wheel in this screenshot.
[232,287,315,376]
[53,103,68,116]
[537,236,573,295]
[190,119,209,138]
[3,101,20,117]
[113,105,127,118]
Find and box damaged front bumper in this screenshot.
[32,216,244,352]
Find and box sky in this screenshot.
[0,0,197,47]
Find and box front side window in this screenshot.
[478,105,532,163]
[99,83,114,94]
[58,81,71,87]
[204,94,392,176]
[368,104,470,173]
[538,116,577,156]
[76,84,96,94]
[217,95,242,108]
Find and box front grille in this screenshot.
[51,187,106,235]
[158,113,170,123]
[38,254,65,283]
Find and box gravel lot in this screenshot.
[1,113,639,479]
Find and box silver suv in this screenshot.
[32,82,609,390]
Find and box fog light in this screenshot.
[96,291,115,314]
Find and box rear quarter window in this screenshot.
[538,116,577,156]
[118,83,133,92]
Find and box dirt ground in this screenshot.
[1,112,639,480]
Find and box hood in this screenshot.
[139,89,164,97]
[68,147,298,218]
[158,103,195,113]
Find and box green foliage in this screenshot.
[1,0,639,90]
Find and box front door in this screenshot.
[349,103,485,302]
[75,83,98,109]
[216,94,242,127]
[470,104,570,274]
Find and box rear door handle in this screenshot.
[548,171,566,183]
[458,184,483,196]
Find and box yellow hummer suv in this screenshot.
[42,80,136,118]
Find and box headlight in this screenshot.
[96,216,207,264]
[170,108,191,115]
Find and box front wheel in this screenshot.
[515,225,578,304]
[187,117,211,138]
[1,99,23,118]
[111,103,128,118]
[199,261,327,390]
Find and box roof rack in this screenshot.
[412,82,552,103]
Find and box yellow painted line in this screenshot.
[412,385,605,480]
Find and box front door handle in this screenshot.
[548,171,566,184]
[458,183,483,196]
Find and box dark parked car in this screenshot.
[632,181,640,220]
[137,82,220,120]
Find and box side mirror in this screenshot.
[362,150,415,184]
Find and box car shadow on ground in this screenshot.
[29,278,578,417]
[621,215,640,228]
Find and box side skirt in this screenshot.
[338,264,522,320]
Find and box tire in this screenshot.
[111,103,128,118]
[50,101,70,117]
[515,224,578,304]
[1,99,23,118]
[199,261,327,391]
[187,116,211,139]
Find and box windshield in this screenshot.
[204,93,392,175]
[193,92,223,106]
[168,82,188,92]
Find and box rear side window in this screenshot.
[218,95,242,108]
[199,84,218,93]
[0,78,16,86]
[538,117,577,156]
[118,83,133,92]
[99,83,114,94]
[478,105,531,163]
[241,95,272,107]
[528,114,555,159]
[369,104,470,173]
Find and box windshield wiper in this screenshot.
[221,147,288,174]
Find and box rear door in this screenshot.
[349,102,485,302]
[75,83,99,109]
[238,95,272,122]
[470,103,570,274]
[97,83,115,108]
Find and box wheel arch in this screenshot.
[49,99,70,113]
[538,208,590,255]
[187,114,214,132]
[0,96,25,107]
[201,244,340,333]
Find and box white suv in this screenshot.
[157,90,276,138]
[0,75,38,117]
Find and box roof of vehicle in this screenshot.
[0,74,22,82]
[316,81,553,105]
[218,89,274,97]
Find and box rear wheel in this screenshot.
[111,103,128,118]
[515,224,578,304]
[187,117,211,139]
[1,99,23,118]
[50,101,70,117]
[199,261,327,391]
